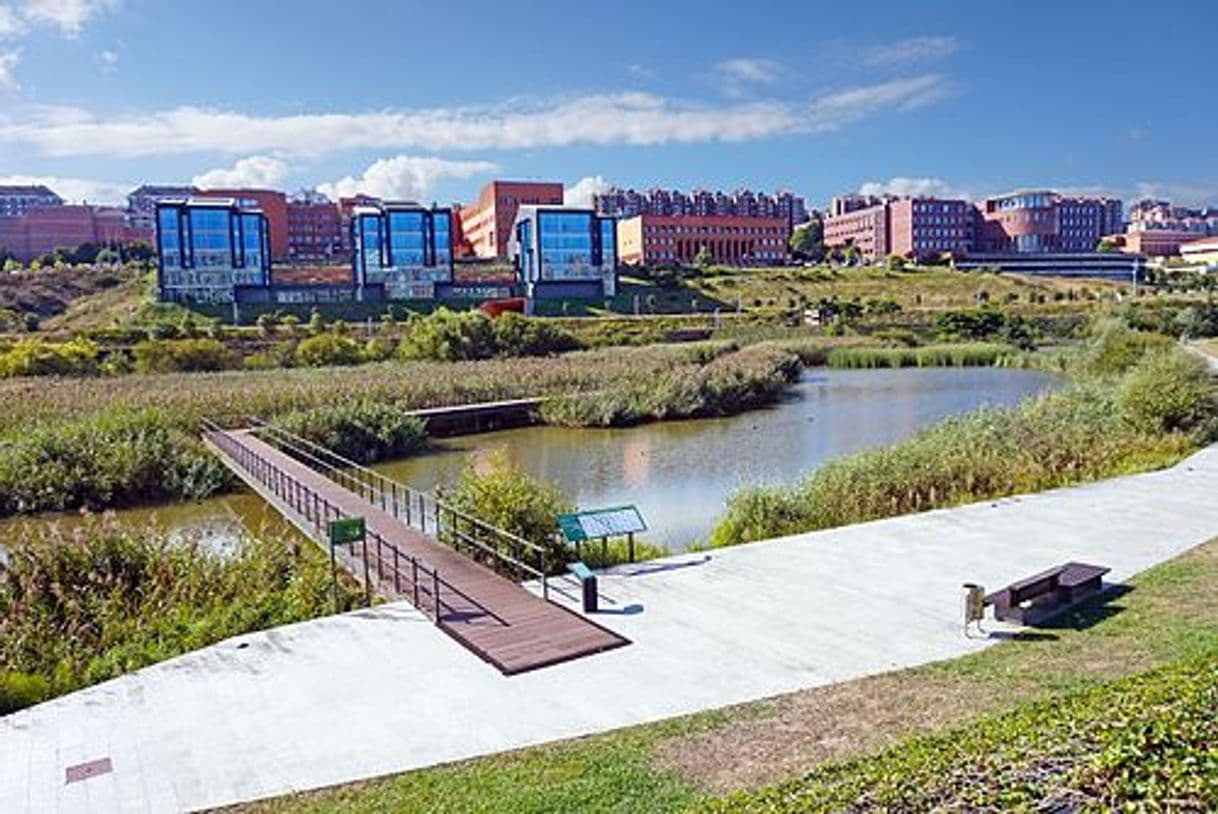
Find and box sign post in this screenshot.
[556,505,647,564]
[328,517,368,610]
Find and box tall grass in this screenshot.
[539,344,802,428]
[826,342,1016,369]
[710,334,1217,547]
[270,401,428,463]
[0,407,232,515]
[0,518,360,713]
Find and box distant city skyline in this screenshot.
[0,1,1216,209]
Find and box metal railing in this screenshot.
[200,419,467,623]
[247,420,552,598]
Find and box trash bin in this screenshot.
[581,573,598,613]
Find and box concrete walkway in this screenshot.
[4,446,1218,813]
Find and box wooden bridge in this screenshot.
[202,422,628,675]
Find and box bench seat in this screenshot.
[984,561,1110,626]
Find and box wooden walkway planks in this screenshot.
[217,430,629,675]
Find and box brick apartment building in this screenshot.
[0,205,151,262]
[285,190,345,262]
[617,214,789,267]
[458,180,564,258]
[595,186,810,228]
[824,190,1123,262]
[127,185,199,229]
[0,184,64,218]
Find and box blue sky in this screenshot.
[0,0,1215,209]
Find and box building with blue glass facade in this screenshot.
[155,198,270,303]
[352,203,453,300]
[509,206,617,303]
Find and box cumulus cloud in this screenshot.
[0,76,955,158]
[0,172,129,203]
[858,176,968,199]
[0,6,23,37]
[192,155,291,189]
[316,155,498,202]
[564,175,611,208]
[861,36,960,67]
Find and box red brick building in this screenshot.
[825,196,974,262]
[458,180,564,258]
[0,205,150,262]
[616,214,789,266]
[285,192,344,262]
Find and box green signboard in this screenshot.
[328,516,366,546]
[557,505,647,544]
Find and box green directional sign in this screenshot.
[328,516,366,546]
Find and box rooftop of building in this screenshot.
[0,184,61,197]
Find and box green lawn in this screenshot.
[232,539,1218,813]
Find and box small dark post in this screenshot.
[330,540,340,613]
[393,546,401,594]
[432,571,441,621]
[362,537,372,607]
[628,532,635,563]
[412,558,419,607]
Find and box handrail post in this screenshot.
[412,558,419,607]
[362,536,372,607]
[393,546,401,595]
[432,571,441,621]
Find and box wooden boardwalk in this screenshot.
[210,429,629,675]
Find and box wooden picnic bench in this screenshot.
[984,562,1110,625]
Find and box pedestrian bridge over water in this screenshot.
[202,423,628,675]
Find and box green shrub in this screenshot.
[294,333,364,367]
[1118,348,1217,434]
[271,402,427,463]
[0,671,51,714]
[0,408,231,514]
[398,308,497,361]
[132,338,234,374]
[363,337,396,362]
[1076,317,1172,376]
[446,450,572,567]
[0,337,101,377]
[492,312,581,356]
[826,343,1015,369]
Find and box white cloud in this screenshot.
[564,175,611,208]
[0,172,128,203]
[20,0,117,36]
[193,155,291,189]
[858,176,968,199]
[0,49,18,90]
[0,6,23,38]
[715,57,781,85]
[97,47,117,72]
[862,36,960,67]
[316,155,498,202]
[0,76,955,158]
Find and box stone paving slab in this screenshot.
[2,446,1217,813]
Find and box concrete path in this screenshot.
[4,446,1218,813]
[1189,341,1218,372]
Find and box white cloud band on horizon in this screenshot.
[861,36,960,67]
[0,75,954,158]
[858,176,968,200]
[316,155,498,202]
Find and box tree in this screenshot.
[1097,237,1119,253]
[886,254,907,271]
[789,220,824,262]
[122,241,156,264]
[693,244,713,270]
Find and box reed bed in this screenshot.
[710,339,1217,548]
[826,342,1016,369]
[0,518,359,713]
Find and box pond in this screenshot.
[2,367,1058,552]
